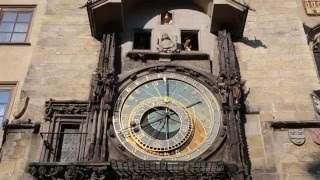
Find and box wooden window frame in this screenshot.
[0,5,36,45]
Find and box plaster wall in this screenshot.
[0,0,47,122]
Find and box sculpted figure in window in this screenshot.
[157,33,177,53]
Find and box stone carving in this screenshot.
[311,93,320,115]
[310,128,320,145]
[27,165,109,180]
[8,97,34,125]
[91,70,104,103]
[313,36,320,50]
[44,99,89,121]
[161,12,173,25]
[157,33,177,53]
[288,129,306,146]
[217,30,250,178]
[1,97,40,134]
[13,97,29,119]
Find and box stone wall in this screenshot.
[240,0,320,179]
[21,0,100,120]
[0,129,40,180]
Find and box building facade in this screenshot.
[0,0,320,179]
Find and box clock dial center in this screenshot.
[140,107,181,140]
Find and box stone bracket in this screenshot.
[3,123,41,134]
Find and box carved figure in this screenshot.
[162,13,173,25]
[157,33,176,53]
[183,37,192,51]
[310,128,320,145]
[288,129,306,146]
[3,97,35,125]
[311,93,320,115]
[13,97,29,119]
[92,70,104,102]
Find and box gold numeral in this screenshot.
[131,149,137,154]
[195,140,201,146]
[125,87,132,92]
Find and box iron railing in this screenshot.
[40,132,88,162]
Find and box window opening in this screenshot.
[56,124,81,162]
[181,30,199,51]
[161,12,173,25]
[133,30,151,50]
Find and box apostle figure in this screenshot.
[158,33,176,53]
[183,37,192,51]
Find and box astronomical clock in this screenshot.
[111,68,224,161]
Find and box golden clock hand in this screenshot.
[163,76,169,97]
[186,101,202,108]
[118,115,165,133]
[166,115,169,140]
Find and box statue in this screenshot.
[157,33,177,53]
[91,70,103,102]
[183,37,192,51]
[162,13,173,25]
[311,93,320,115]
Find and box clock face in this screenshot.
[113,72,222,161]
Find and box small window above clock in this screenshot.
[181,30,199,51]
[160,12,173,25]
[133,30,151,50]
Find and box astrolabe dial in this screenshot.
[129,97,194,153]
[113,72,222,161]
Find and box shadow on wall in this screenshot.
[307,161,320,178]
[240,37,267,49]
